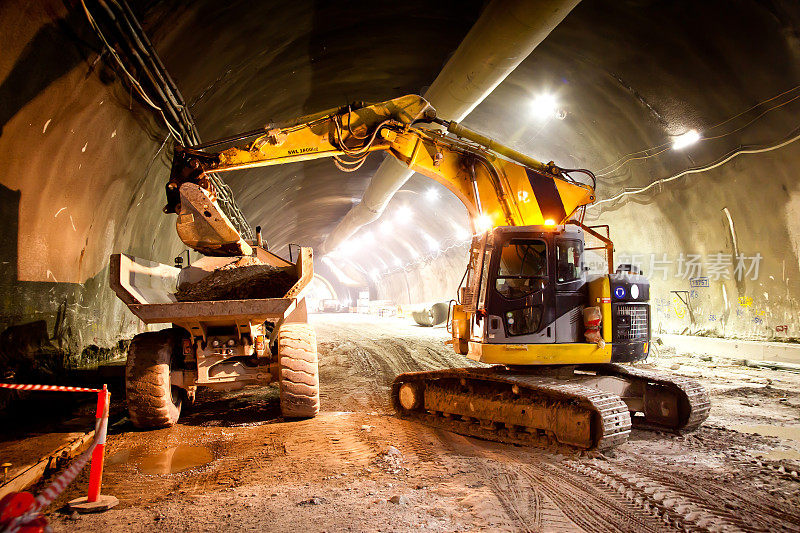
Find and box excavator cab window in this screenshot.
[494,239,547,299]
[556,239,583,283]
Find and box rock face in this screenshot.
[175,257,297,302]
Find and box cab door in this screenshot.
[484,233,556,343]
[554,238,586,342]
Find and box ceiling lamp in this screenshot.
[672,129,701,150]
[530,93,558,120]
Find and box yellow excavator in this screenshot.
[164,94,709,450]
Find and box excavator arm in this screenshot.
[165,94,595,256]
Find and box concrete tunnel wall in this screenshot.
[0,0,191,376]
[0,0,799,377]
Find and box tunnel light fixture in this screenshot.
[395,205,413,223]
[530,93,558,121]
[672,129,701,150]
[475,214,494,233]
[425,188,440,202]
[544,218,556,226]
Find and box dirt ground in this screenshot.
[31,314,800,532]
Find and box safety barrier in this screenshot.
[0,383,117,532]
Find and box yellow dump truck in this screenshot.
[110,243,317,428]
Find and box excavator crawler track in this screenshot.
[584,363,710,433]
[392,367,631,450]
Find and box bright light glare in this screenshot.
[370,269,379,280]
[380,221,393,234]
[544,218,556,226]
[395,205,413,224]
[321,256,359,286]
[453,223,470,240]
[530,93,558,120]
[393,257,402,267]
[425,188,440,202]
[672,129,701,150]
[336,239,359,256]
[475,214,493,233]
[423,233,439,252]
[361,231,375,244]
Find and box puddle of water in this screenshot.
[731,424,800,442]
[118,445,214,475]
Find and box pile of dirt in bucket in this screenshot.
[175,256,297,302]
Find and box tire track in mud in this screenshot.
[315,319,482,414]
[430,430,660,533]
[520,460,673,533]
[570,456,800,532]
[484,466,544,533]
[481,461,595,533]
[427,430,556,532]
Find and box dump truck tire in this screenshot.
[278,323,319,418]
[126,330,182,429]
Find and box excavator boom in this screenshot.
[165,94,594,256]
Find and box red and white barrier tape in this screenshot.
[1,384,109,533]
[0,383,102,393]
[36,424,103,511]
[3,435,101,533]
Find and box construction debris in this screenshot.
[175,257,297,302]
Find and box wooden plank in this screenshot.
[0,431,94,499]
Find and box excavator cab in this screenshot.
[482,225,587,345]
[452,224,651,366]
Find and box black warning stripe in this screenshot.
[525,168,567,223]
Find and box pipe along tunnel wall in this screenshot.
[0,0,799,385]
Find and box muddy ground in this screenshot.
[27,314,800,531]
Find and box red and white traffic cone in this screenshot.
[68,385,118,513]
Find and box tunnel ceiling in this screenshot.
[142,0,800,269]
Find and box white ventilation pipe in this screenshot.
[321,0,581,254]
